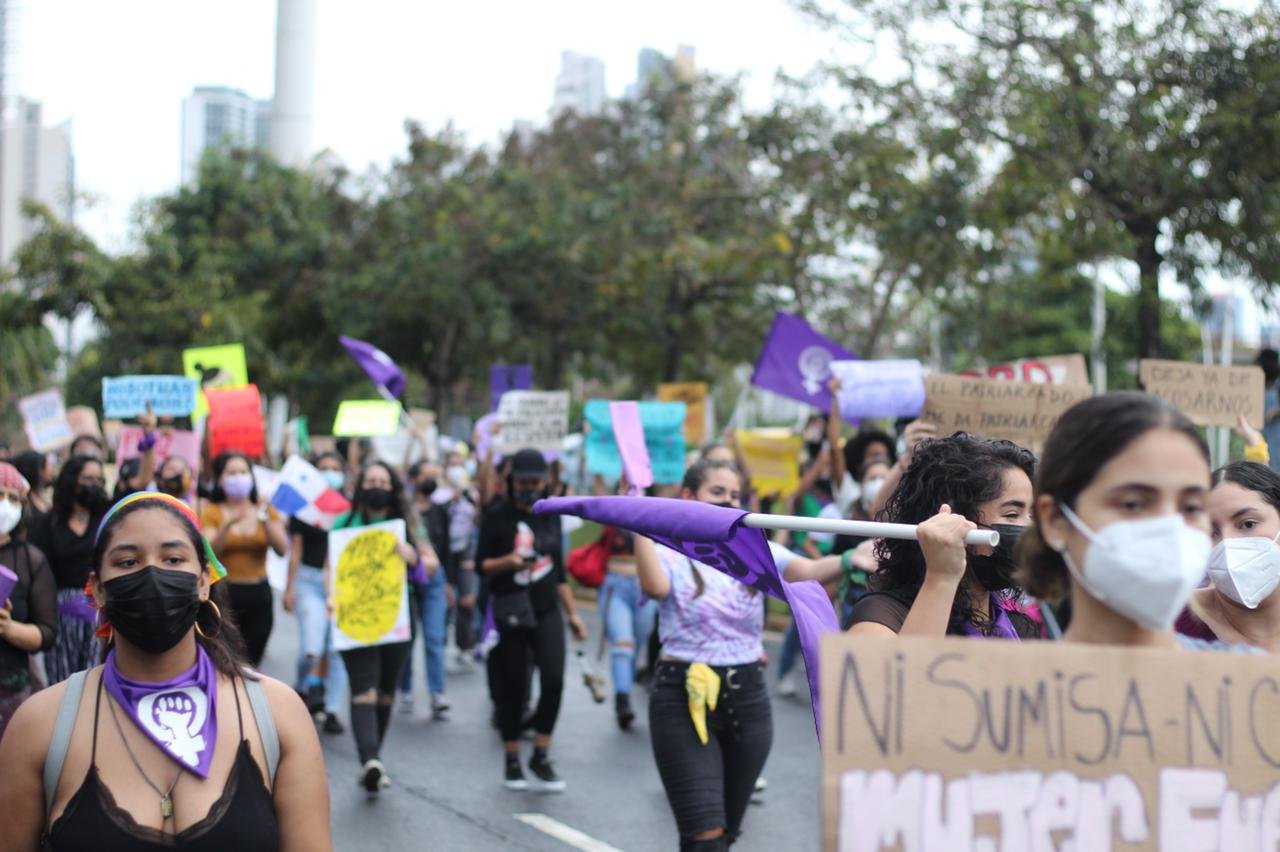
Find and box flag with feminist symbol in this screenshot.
[534,495,839,736]
[751,311,857,411]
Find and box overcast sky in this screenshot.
[13,0,841,252]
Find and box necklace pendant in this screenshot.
[161,795,173,819]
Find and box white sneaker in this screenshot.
[778,672,799,698]
[398,691,415,714]
[431,693,451,715]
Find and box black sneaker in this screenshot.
[322,713,344,735]
[504,757,529,791]
[615,693,635,730]
[305,683,326,716]
[361,759,385,794]
[528,752,566,793]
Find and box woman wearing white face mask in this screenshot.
[1177,461,1280,650]
[1019,392,1218,647]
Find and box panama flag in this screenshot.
[270,455,351,530]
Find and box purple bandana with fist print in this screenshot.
[101,645,218,778]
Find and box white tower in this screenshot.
[269,0,316,167]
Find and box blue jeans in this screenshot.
[294,566,347,715]
[777,620,801,681]
[399,566,448,697]
[603,572,657,696]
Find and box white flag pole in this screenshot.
[740,512,999,547]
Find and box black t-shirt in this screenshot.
[0,538,56,688]
[475,499,564,614]
[849,588,1041,639]
[28,510,104,590]
[288,517,330,569]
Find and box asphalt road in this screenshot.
[256,598,823,851]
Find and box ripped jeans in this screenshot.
[602,572,656,696]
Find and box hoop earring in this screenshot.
[195,599,222,640]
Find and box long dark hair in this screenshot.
[93,500,247,676]
[53,455,104,520]
[208,452,258,504]
[874,433,1036,633]
[1018,392,1209,602]
[11,450,45,495]
[352,461,417,548]
[1212,461,1280,510]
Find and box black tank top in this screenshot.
[45,676,280,851]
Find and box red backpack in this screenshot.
[567,526,614,588]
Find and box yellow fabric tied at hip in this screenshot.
[685,663,721,746]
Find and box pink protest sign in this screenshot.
[608,401,653,495]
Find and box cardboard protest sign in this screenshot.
[974,353,1090,386]
[66,406,102,441]
[494,391,570,454]
[182,343,249,418]
[584,400,687,485]
[821,634,1280,852]
[658,382,710,446]
[921,373,1093,450]
[490,363,533,412]
[101,375,198,419]
[1139,359,1265,429]
[328,519,411,651]
[332,400,402,437]
[18,389,73,452]
[205,385,265,457]
[830,359,926,420]
[735,429,802,497]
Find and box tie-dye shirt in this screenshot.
[654,542,794,665]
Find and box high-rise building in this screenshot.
[0,99,73,263]
[180,86,271,184]
[625,45,696,99]
[551,51,606,118]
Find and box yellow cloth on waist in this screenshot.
[685,663,721,746]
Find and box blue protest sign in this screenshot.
[583,400,687,485]
[102,375,199,418]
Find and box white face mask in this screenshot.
[861,477,885,508]
[1207,532,1280,609]
[0,499,21,535]
[1057,503,1210,630]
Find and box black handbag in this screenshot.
[492,590,537,632]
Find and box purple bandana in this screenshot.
[102,645,218,779]
[963,595,1020,639]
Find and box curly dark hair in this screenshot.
[872,432,1036,634]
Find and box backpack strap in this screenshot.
[243,674,280,786]
[43,670,87,818]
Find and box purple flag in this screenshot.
[490,363,533,412]
[608,401,653,494]
[750,311,856,410]
[339,335,406,399]
[535,495,839,736]
[102,645,219,779]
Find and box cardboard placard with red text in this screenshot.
[1139,359,1265,429]
[821,634,1280,851]
[920,373,1093,450]
[205,384,265,457]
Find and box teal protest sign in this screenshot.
[584,400,687,485]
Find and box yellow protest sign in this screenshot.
[821,634,1280,851]
[658,382,709,446]
[328,519,411,650]
[182,343,249,419]
[735,428,802,497]
[332,400,403,437]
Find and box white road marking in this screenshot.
[513,813,626,852]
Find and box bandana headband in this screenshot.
[95,491,227,583]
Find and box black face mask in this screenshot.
[158,476,186,496]
[363,488,394,511]
[103,567,201,654]
[513,488,542,508]
[418,479,437,498]
[969,523,1027,592]
[76,484,108,511]
[710,501,737,510]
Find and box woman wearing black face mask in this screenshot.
[477,448,587,793]
[847,433,1043,639]
[0,492,331,851]
[29,455,113,683]
[326,461,438,796]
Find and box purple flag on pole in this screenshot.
[339,335,406,399]
[534,495,839,735]
[750,311,856,410]
[490,363,533,412]
[608,401,653,494]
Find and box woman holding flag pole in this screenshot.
[0,492,330,850]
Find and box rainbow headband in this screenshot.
[95,492,227,582]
